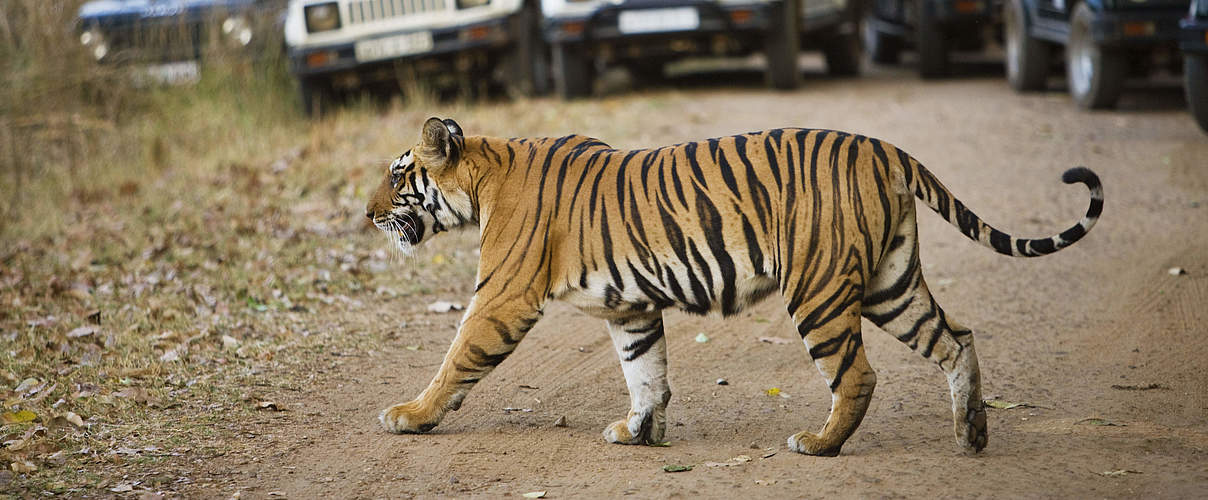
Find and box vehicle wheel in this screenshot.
[504,1,550,97]
[1004,0,1049,91]
[1186,54,1208,133]
[298,76,331,117]
[764,0,801,89]
[862,13,902,64]
[823,31,862,76]
[627,61,665,88]
[915,0,949,78]
[552,42,592,99]
[1066,2,1125,109]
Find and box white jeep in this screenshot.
[283,0,547,113]
[539,0,860,98]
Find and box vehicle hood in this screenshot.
[78,0,256,21]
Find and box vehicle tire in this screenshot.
[504,1,550,97]
[1186,54,1208,133]
[764,0,801,89]
[823,31,862,76]
[627,61,665,88]
[863,13,902,64]
[552,42,592,99]
[1004,0,1049,91]
[915,0,949,78]
[298,76,331,117]
[1066,2,1126,109]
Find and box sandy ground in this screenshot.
[194,61,1208,498]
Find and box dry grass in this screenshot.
[0,2,701,493]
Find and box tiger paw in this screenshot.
[787,431,842,457]
[955,405,988,453]
[379,401,440,434]
[602,410,665,445]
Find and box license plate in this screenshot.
[355,31,434,62]
[140,61,200,85]
[618,7,700,35]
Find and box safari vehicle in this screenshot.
[76,0,283,83]
[539,0,862,99]
[1183,0,1208,131]
[1003,0,1190,109]
[861,0,999,77]
[283,0,547,114]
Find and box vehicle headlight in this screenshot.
[222,16,254,46]
[457,0,491,7]
[80,28,109,61]
[304,2,341,33]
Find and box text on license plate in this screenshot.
[355,31,434,62]
[617,7,700,35]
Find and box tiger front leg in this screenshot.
[380,308,540,434]
[602,312,672,445]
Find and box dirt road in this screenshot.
[197,64,1208,498]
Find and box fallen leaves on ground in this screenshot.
[663,464,692,473]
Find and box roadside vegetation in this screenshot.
[0,1,479,494]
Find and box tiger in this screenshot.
[364,117,1103,456]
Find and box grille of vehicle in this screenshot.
[345,0,450,24]
[108,20,205,62]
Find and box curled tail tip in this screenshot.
[1062,166,1100,187]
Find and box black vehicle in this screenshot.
[76,0,283,68]
[540,0,862,99]
[861,0,999,77]
[1004,0,1189,109]
[1183,0,1208,131]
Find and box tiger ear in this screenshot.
[418,117,463,170]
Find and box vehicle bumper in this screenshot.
[542,0,780,45]
[921,0,996,23]
[1181,18,1208,53]
[1090,8,1186,47]
[289,17,511,78]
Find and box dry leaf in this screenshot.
[1077,418,1124,427]
[66,325,98,338]
[426,301,464,313]
[60,412,85,428]
[522,492,546,499]
[257,401,284,411]
[222,335,240,351]
[1,410,37,425]
[10,461,37,474]
[14,378,40,394]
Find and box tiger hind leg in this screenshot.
[786,281,876,457]
[863,216,988,452]
[602,312,671,445]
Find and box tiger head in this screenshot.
[366,117,473,254]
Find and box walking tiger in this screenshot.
[365,117,1102,456]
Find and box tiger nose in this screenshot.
[365,210,374,220]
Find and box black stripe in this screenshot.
[622,328,664,362]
